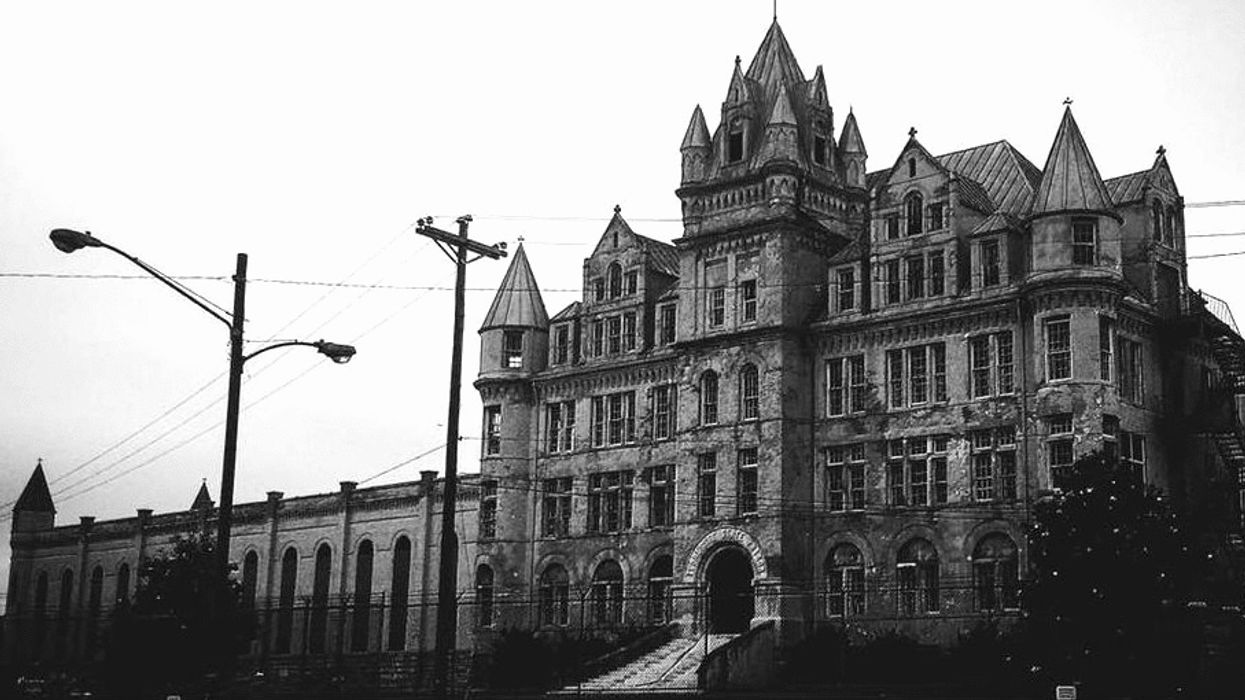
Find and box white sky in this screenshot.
[3,0,1244,596]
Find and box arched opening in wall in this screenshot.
[116,563,131,607]
[351,540,374,652]
[476,564,495,628]
[825,543,865,618]
[647,555,673,624]
[276,547,298,654]
[55,569,73,660]
[972,534,1019,612]
[590,560,624,628]
[388,537,411,651]
[539,564,569,627]
[706,546,753,634]
[897,538,939,616]
[241,552,258,609]
[310,544,332,653]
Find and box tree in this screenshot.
[103,533,255,697]
[1023,452,1199,697]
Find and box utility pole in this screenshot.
[217,253,248,574]
[413,215,506,696]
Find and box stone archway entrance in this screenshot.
[706,546,754,633]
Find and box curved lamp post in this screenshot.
[49,228,356,573]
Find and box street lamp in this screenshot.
[49,228,356,573]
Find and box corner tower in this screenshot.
[8,461,56,613]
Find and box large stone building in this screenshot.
[471,19,1245,650]
[4,16,1244,690]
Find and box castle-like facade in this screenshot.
[471,20,1245,645]
[5,18,1244,685]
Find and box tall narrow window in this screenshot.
[625,270,638,295]
[836,266,856,311]
[479,480,498,540]
[727,129,744,163]
[592,319,604,357]
[885,259,901,304]
[388,536,411,650]
[88,566,103,617]
[648,555,674,624]
[706,259,726,328]
[897,539,939,616]
[542,477,572,537]
[659,304,677,345]
[970,427,1017,501]
[885,214,900,240]
[698,453,717,518]
[310,544,331,654]
[701,371,719,425]
[607,315,621,354]
[653,384,677,440]
[826,443,866,511]
[737,447,759,515]
[553,324,569,364]
[276,547,298,654]
[826,544,865,617]
[622,312,637,352]
[708,288,725,327]
[928,202,945,230]
[116,562,132,607]
[970,336,992,398]
[591,561,624,627]
[1164,206,1176,245]
[240,554,257,608]
[608,263,623,298]
[740,279,758,322]
[351,540,374,652]
[813,134,828,166]
[1099,316,1114,382]
[973,534,1019,612]
[906,192,924,235]
[547,400,575,453]
[483,406,502,455]
[928,251,945,296]
[1117,337,1144,403]
[980,239,1000,288]
[594,278,605,301]
[502,331,523,369]
[1072,218,1097,265]
[647,466,675,526]
[476,565,495,628]
[905,255,925,300]
[1152,200,1165,242]
[887,349,905,408]
[1048,414,1074,489]
[1045,317,1071,381]
[740,364,759,421]
[540,565,570,626]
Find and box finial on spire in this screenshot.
[735,55,741,68]
[1156,145,1166,156]
[37,457,42,468]
[613,204,621,215]
[1063,97,1073,106]
[908,126,918,139]
[773,0,778,21]
[517,234,526,243]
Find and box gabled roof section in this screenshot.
[550,301,580,324]
[955,176,996,214]
[636,234,679,277]
[1104,170,1148,205]
[938,140,1041,216]
[14,460,54,513]
[725,56,754,105]
[681,105,711,150]
[970,212,1024,237]
[480,243,549,331]
[1032,107,1114,217]
[826,238,864,265]
[745,19,805,91]
[191,481,214,510]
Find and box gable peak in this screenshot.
[15,460,55,513]
[191,480,214,510]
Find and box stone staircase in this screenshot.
[554,633,737,695]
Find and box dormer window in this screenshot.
[1072,217,1097,265]
[727,128,744,163]
[905,192,924,236]
[813,135,827,166]
[503,331,523,369]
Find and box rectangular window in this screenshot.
[698,453,717,518]
[553,324,569,365]
[607,316,622,355]
[826,355,866,416]
[546,401,576,453]
[836,266,856,312]
[592,319,604,357]
[727,130,744,162]
[622,312,637,352]
[740,279,758,323]
[653,384,677,441]
[887,349,905,408]
[826,443,867,511]
[706,259,726,327]
[970,426,1018,501]
[594,278,605,302]
[659,303,677,346]
[591,396,605,447]
[624,270,638,296]
[1048,414,1074,489]
[737,448,759,515]
[483,406,502,455]
[708,288,725,327]
[1103,414,1120,461]
[996,332,1014,394]
[970,335,992,398]
[1100,316,1114,383]
[929,202,945,230]
[1045,316,1072,381]
[741,369,760,421]
[503,331,523,369]
[542,477,572,537]
[928,251,945,296]
[886,214,900,240]
[981,240,1000,288]
[969,331,1015,397]
[886,259,901,304]
[908,346,928,404]
[889,344,946,408]
[906,255,925,300]
[1072,218,1097,265]
[604,392,636,446]
[479,480,497,540]
[887,436,949,506]
[1117,337,1144,403]
[1120,431,1146,474]
[647,465,675,527]
[588,470,634,533]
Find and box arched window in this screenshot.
[276,547,298,654]
[701,371,719,425]
[388,536,412,651]
[905,192,924,235]
[115,563,131,606]
[34,572,48,615]
[1152,200,1164,242]
[351,540,374,652]
[58,569,74,613]
[310,544,332,653]
[1165,205,1177,245]
[897,539,939,615]
[973,534,1019,612]
[608,263,623,299]
[241,552,259,608]
[539,564,569,627]
[825,544,865,617]
[647,555,673,624]
[740,364,759,421]
[591,560,624,627]
[88,566,103,616]
[476,564,495,627]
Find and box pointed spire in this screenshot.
[480,244,549,332]
[681,105,711,149]
[1032,106,1114,216]
[191,480,214,510]
[745,19,804,90]
[840,109,867,156]
[15,460,55,513]
[766,83,797,126]
[807,65,829,107]
[726,55,753,105]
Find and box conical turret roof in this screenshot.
[191,481,214,510]
[15,460,54,513]
[840,109,866,156]
[1032,106,1114,216]
[745,19,805,90]
[480,244,549,332]
[681,105,711,149]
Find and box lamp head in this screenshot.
[50,229,102,253]
[315,340,357,364]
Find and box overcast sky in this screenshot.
[3,0,1244,599]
